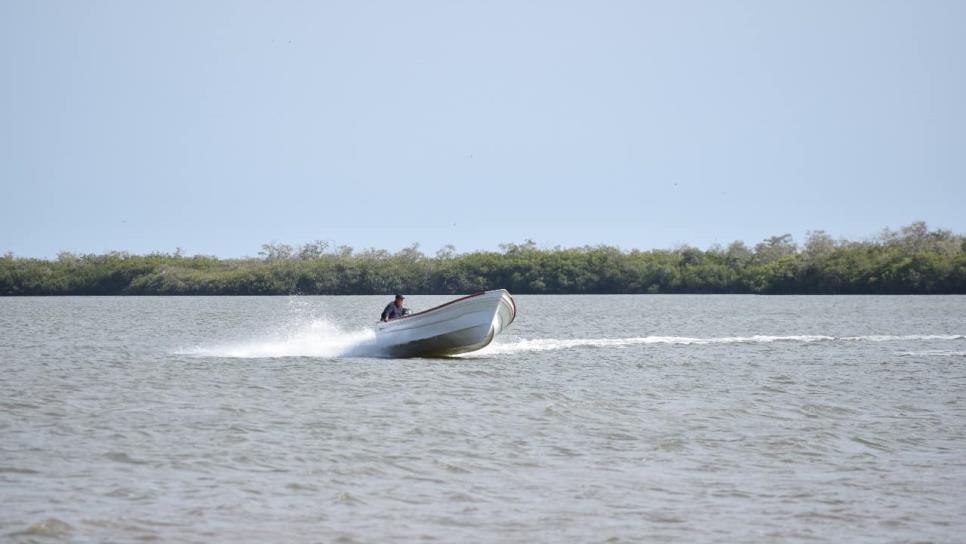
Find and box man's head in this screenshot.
[394,294,405,306]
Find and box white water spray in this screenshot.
[176,317,386,358]
[470,334,965,356]
[177,325,963,359]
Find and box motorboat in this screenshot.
[374,289,516,357]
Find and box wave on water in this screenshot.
[471,334,965,356]
[176,318,385,359]
[177,322,964,359]
[896,349,966,358]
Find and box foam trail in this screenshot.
[178,327,963,359]
[897,350,966,357]
[471,334,965,356]
[177,318,384,359]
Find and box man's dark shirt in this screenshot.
[381,302,407,321]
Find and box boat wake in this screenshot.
[177,325,963,359]
[176,318,387,359]
[470,334,965,356]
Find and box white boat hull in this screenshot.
[374,290,516,357]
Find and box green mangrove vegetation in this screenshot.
[2,222,964,295]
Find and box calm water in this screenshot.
[1,295,965,543]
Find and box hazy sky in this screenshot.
[2,1,964,257]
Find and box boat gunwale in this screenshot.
[379,290,515,326]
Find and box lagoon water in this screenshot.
[1,295,965,543]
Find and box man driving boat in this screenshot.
[381,294,409,321]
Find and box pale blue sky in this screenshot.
[2,1,964,257]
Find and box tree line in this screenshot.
[2,222,964,295]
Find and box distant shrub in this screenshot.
[2,223,964,295]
